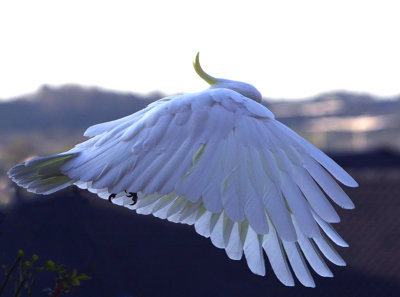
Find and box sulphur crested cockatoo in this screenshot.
[8,53,358,287]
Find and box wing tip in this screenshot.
[252,269,266,277]
[298,277,316,288]
[340,200,355,210]
[282,279,295,287]
[343,178,358,188]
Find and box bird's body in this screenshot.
[8,54,357,287]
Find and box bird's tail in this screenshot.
[7,153,79,195]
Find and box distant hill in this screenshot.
[266,91,400,152]
[267,91,400,119]
[1,85,400,152]
[0,85,162,132]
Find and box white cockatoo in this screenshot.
[8,53,358,287]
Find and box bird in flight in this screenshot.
[8,53,358,287]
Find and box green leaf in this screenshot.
[23,260,32,268]
[17,249,24,257]
[31,254,39,262]
[70,278,80,286]
[45,260,56,271]
[1,264,8,270]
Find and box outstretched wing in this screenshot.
[31,88,359,286]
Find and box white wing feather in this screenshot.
[49,88,356,286]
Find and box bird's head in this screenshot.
[193,53,262,103]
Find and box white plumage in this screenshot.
[8,53,358,287]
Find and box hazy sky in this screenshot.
[1,0,399,100]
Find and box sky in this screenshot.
[0,0,399,101]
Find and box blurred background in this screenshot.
[1,1,399,296]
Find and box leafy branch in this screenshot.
[0,249,91,297]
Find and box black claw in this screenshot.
[128,192,138,206]
[108,193,116,204]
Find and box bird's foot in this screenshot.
[125,191,138,205]
[109,192,137,205]
[108,193,116,204]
